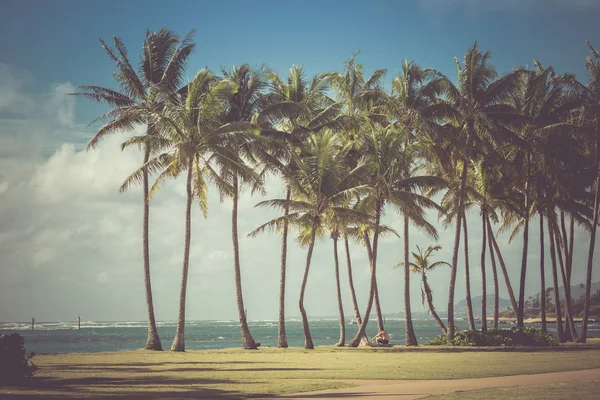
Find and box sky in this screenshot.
[0,0,599,323]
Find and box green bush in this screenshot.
[0,333,37,383]
[425,327,557,347]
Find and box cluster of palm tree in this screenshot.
[74,28,600,350]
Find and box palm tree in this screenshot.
[252,131,369,349]
[256,66,336,348]
[72,28,195,351]
[397,245,450,335]
[330,52,390,332]
[579,41,600,342]
[219,64,268,349]
[388,60,447,338]
[435,42,522,340]
[509,61,584,327]
[348,124,440,347]
[120,69,243,351]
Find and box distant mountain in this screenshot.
[531,281,600,302]
[455,294,512,317]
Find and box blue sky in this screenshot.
[0,0,599,323]
[2,0,599,123]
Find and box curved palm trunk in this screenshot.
[404,216,418,345]
[560,212,577,340]
[344,235,363,325]
[548,219,565,343]
[171,163,193,352]
[463,217,476,331]
[232,175,258,350]
[332,235,345,346]
[517,156,531,327]
[539,212,547,332]
[349,198,382,347]
[142,146,162,350]
[364,232,385,332]
[487,218,499,330]
[487,215,519,318]
[554,228,577,342]
[480,212,487,332]
[447,157,469,341]
[568,217,574,281]
[277,186,291,348]
[423,273,447,334]
[299,219,319,349]
[579,142,600,343]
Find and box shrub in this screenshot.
[425,334,448,346]
[0,333,37,383]
[425,327,557,347]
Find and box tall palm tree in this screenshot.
[435,42,522,340]
[252,131,369,349]
[331,52,389,332]
[579,41,600,342]
[510,61,583,326]
[120,69,244,351]
[388,60,447,337]
[256,66,336,348]
[348,124,440,347]
[219,64,268,349]
[72,28,195,351]
[396,245,450,335]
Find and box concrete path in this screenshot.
[262,368,600,399]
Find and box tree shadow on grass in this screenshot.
[2,375,266,399]
[336,345,600,353]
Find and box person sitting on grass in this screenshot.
[373,330,390,345]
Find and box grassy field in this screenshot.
[424,380,600,400]
[3,341,600,398]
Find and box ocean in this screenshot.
[1,319,598,354]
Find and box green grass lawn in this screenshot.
[3,341,600,398]
[424,380,600,400]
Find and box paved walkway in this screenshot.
[262,368,600,399]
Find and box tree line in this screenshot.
[73,28,600,350]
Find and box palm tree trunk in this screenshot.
[232,175,258,350]
[404,216,418,346]
[487,215,519,318]
[344,235,368,343]
[447,157,469,341]
[568,217,574,281]
[539,212,547,332]
[332,235,345,346]
[517,155,531,327]
[548,218,565,342]
[142,146,162,351]
[487,217,499,330]
[480,212,487,332]
[554,225,577,341]
[463,217,476,331]
[560,212,577,340]
[363,232,385,332]
[344,234,363,326]
[171,163,193,352]
[423,273,447,335]
[299,219,319,349]
[277,186,291,348]
[349,198,382,347]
